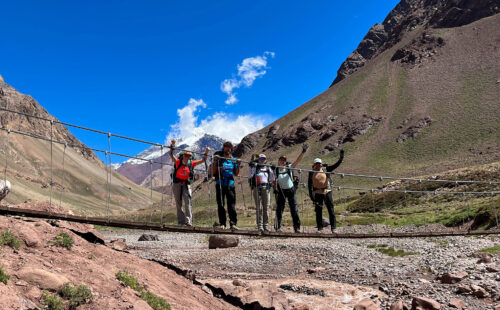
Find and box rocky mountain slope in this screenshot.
[0,209,235,309]
[234,0,500,180]
[0,75,161,215]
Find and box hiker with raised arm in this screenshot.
[249,154,275,233]
[274,144,308,233]
[308,150,345,232]
[169,139,210,227]
[211,141,241,230]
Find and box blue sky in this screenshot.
[0,0,399,162]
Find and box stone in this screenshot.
[17,268,69,291]
[448,298,467,309]
[390,300,405,310]
[456,284,472,294]
[138,234,159,241]
[477,256,493,264]
[307,267,326,274]
[437,272,468,284]
[411,296,440,310]
[321,217,330,228]
[201,285,213,295]
[110,239,128,251]
[486,265,499,272]
[353,298,380,310]
[208,235,239,249]
[470,284,489,298]
[18,297,39,310]
[132,299,152,310]
[232,279,247,287]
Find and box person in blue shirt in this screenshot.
[211,141,241,230]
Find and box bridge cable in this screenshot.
[160,146,164,226]
[49,120,54,211]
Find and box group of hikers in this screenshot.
[168,139,344,233]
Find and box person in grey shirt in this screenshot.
[248,154,275,232]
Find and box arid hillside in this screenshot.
[234,3,500,179]
[0,76,162,216]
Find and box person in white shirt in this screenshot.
[273,144,308,233]
[248,154,275,232]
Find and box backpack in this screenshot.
[250,164,271,189]
[172,159,194,184]
[275,163,299,190]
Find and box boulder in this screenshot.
[456,284,472,294]
[321,217,330,228]
[17,268,69,291]
[109,239,128,251]
[448,298,467,309]
[208,235,239,249]
[138,234,159,241]
[353,298,380,310]
[390,300,406,310]
[411,296,440,310]
[437,271,468,284]
[470,284,489,298]
[486,265,499,272]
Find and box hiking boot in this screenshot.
[230,225,239,231]
[219,225,226,229]
[263,227,271,232]
[317,227,323,232]
[294,228,301,233]
[275,227,283,232]
[331,227,336,233]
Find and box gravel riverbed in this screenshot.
[101,225,500,309]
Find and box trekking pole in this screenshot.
[204,159,214,228]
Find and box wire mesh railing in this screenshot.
[0,106,499,236]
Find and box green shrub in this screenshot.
[0,230,21,250]
[478,245,500,254]
[141,291,171,310]
[116,271,171,310]
[60,283,93,309]
[41,291,64,310]
[0,266,10,284]
[116,271,143,292]
[51,232,74,250]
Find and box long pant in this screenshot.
[253,185,271,230]
[313,191,336,229]
[172,182,192,225]
[275,188,300,231]
[215,184,237,227]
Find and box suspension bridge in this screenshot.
[0,106,499,238]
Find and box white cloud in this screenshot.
[221,51,275,105]
[167,98,269,146]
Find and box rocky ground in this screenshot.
[102,225,500,310]
[0,213,236,310]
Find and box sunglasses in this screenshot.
[259,157,266,160]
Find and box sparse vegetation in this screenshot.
[41,291,64,310]
[0,266,10,284]
[478,245,500,255]
[50,232,74,250]
[116,271,171,310]
[368,244,417,257]
[0,230,21,250]
[59,283,93,309]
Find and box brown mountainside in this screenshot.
[0,76,161,215]
[234,1,500,179]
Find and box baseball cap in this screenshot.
[313,158,322,164]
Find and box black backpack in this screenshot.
[172,159,194,184]
[275,163,299,190]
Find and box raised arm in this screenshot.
[169,139,178,162]
[326,150,344,172]
[196,147,210,165]
[291,144,309,168]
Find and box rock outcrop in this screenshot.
[331,0,500,85]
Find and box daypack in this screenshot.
[172,159,194,184]
[250,165,271,189]
[275,163,299,190]
[214,155,237,186]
